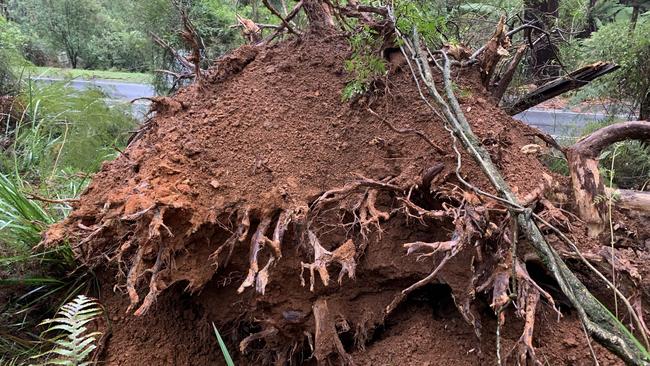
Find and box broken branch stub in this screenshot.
[506,62,619,115]
[567,121,650,236]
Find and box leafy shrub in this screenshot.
[342,27,387,101]
[566,14,650,117]
[583,120,650,190]
[3,80,136,184]
[541,120,650,191]
[0,16,29,95]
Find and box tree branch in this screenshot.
[262,0,301,35]
[506,62,619,115]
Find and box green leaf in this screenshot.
[212,322,234,366]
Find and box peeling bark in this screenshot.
[567,121,650,236]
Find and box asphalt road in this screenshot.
[31,77,626,133]
[32,77,155,100]
[513,109,614,137]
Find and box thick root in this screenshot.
[386,202,480,315]
[300,231,356,291]
[236,209,299,295]
[313,299,353,365]
[238,216,273,294]
[239,327,279,354]
[356,189,390,238]
[510,288,542,365]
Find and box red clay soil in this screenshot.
[44,32,649,365]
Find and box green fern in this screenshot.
[33,295,103,366]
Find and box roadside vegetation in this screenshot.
[0,29,136,362]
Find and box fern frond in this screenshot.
[32,295,103,366]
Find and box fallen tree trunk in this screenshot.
[567,121,650,236]
[506,62,619,115]
[607,188,650,213]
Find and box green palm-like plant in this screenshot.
[33,295,103,366]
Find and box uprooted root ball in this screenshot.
[43,35,636,365]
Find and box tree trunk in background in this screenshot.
[252,0,259,23]
[580,0,599,38]
[303,0,335,32]
[524,0,560,80]
[629,0,640,33]
[641,90,650,121]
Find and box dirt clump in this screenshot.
[44,33,646,365]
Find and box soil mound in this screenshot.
[44,34,630,364]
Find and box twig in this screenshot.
[149,32,193,70]
[263,0,304,43]
[262,0,301,35]
[26,193,79,205]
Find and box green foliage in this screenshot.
[0,173,54,249]
[34,295,103,366]
[342,27,386,101]
[29,67,151,84]
[393,0,447,46]
[541,152,570,176]
[13,0,106,68]
[0,16,30,95]
[565,13,650,117]
[592,137,650,190]
[212,322,234,366]
[0,68,131,362]
[138,0,254,93]
[4,80,135,184]
[589,0,638,28]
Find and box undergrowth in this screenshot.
[33,295,104,366]
[341,1,447,102]
[0,75,136,362]
[342,26,386,101]
[586,120,650,190]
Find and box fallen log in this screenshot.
[567,121,650,235]
[506,62,619,115]
[607,188,650,213]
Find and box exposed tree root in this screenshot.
[239,327,279,354]
[300,232,356,292]
[237,209,296,295]
[507,288,542,365]
[313,299,353,365]
[386,204,477,315]
[210,207,251,268]
[312,175,402,208]
[388,11,650,362]
[355,189,390,238]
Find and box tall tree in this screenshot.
[524,0,561,79]
[34,0,103,68]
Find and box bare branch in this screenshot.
[262,0,301,36]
